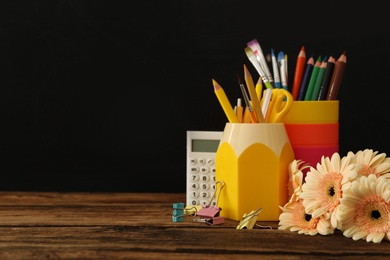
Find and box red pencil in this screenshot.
[291,46,306,100]
[326,51,347,100]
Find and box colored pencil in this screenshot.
[297,55,314,100]
[317,56,336,100]
[291,46,306,100]
[310,56,328,100]
[304,55,322,100]
[326,51,347,100]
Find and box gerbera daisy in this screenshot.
[300,152,358,229]
[347,149,390,179]
[287,160,309,202]
[278,199,334,235]
[338,174,390,243]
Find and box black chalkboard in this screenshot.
[1,1,389,192]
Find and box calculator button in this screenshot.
[211,167,216,174]
[191,183,199,189]
[190,167,199,173]
[200,167,209,173]
[190,199,199,206]
[190,158,197,164]
[200,175,209,182]
[206,159,215,165]
[198,158,205,164]
[191,191,199,198]
[200,200,209,207]
[201,183,209,190]
[191,175,199,181]
[201,191,210,198]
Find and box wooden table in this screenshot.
[0,192,389,259]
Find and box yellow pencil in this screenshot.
[212,79,239,123]
[243,65,265,123]
[255,76,263,102]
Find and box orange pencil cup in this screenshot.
[215,123,294,221]
[282,101,339,177]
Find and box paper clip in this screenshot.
[236,207,262,229]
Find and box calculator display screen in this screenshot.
[192,139,220,153]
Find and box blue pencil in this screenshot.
[297,54,314,101]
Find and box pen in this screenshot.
[310,56,327,100]
[212,79,239,123]
[297,54,314,100]
[326,51,347,100]
[271,49,282,88]
[317,56,336,100]
[291,45,306,100]
[236,72,257,123]
[304,55,322,101]
[244,64,265,123]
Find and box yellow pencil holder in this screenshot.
[215,123,294,221]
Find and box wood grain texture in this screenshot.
[0,192,389,259]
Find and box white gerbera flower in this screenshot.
[300,152,358,229]
[278,199,334,236]
[347,149,390,179]
[338,174,390,243]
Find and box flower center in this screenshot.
[317,172,342,213]
[356,194,390,233]
[358,164,378,177]
[371,210,381,220]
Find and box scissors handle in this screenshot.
[266,89,293,123]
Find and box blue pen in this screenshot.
[271,49,281,89]
[297,54,315,101]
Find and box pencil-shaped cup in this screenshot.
[215,123,294,221]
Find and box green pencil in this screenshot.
[310,56,328,100]
[304,55,322,101]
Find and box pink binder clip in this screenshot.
[196,205,221,218]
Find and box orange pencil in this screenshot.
[326,51,347,100]
[291,46,306,100]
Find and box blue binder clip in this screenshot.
[172,202,185,222]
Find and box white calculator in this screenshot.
[186,130,223,207]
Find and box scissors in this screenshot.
[264,88,293,123]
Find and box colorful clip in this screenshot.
[196,205,221,218]
[172,202,185,222]
[193,216,224,226]
[236,207,262,229]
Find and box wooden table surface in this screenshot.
[0,192,389,259]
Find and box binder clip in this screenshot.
[193,180,225,226]
[236,207,262,229]
[193,216,224,226]
[172,202,185,222]
[184,205,201,216]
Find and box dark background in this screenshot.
[1,1,389,192]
